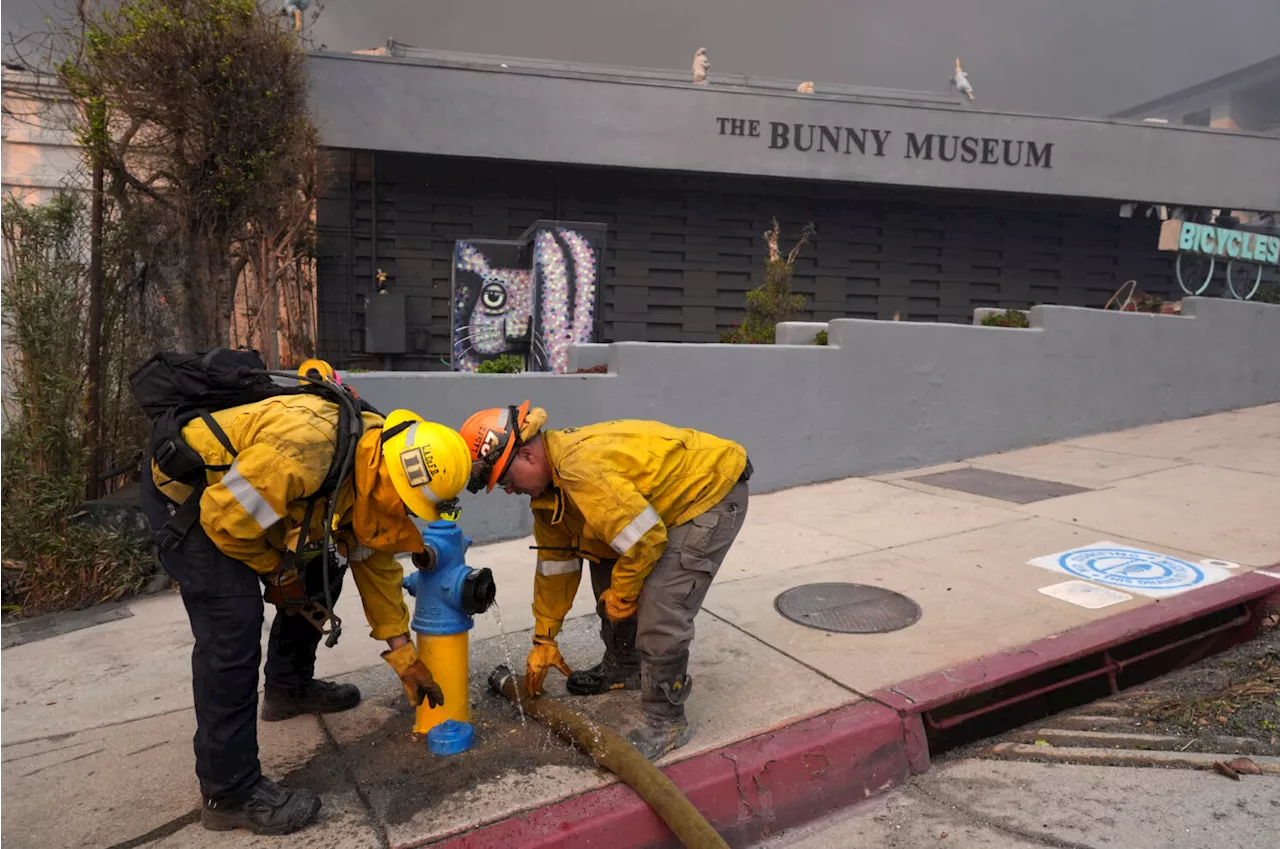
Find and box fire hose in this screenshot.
[487,666,729,849]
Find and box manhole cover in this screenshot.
[908,468,1089,504]
[774,583,921,633]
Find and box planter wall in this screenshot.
[350,297,1280,542]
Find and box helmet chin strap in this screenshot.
[437,498,460,521]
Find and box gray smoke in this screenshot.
[4,0,1278,116]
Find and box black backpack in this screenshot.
[129,348,374,552]
[130,348,376,647]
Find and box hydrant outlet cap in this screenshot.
[426,719,475,755]
[462,567,497,616]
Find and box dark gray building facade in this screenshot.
[309,44,1280,370]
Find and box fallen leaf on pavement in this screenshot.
[1225,757,1262,776]
[1212,761,1241,781]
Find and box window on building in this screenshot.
[1182,108,1212,126]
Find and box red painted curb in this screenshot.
[872,569,1280,714]
[411,569,1278,849]
[414,700,909,849]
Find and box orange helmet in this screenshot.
[460,400,531,493]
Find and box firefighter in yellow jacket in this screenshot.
[461,402,751,760]
[140,364,472,836]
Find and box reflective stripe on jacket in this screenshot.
[151,393,412,640]
[526,420,746,639]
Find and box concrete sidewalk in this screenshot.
[758,758,1280,849]
[3,404,1279,848]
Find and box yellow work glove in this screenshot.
[525,636,572,697]
[599,587,638,623]
[381,643,445,709]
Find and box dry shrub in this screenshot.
[721,219,815,344]
[2,195,153,615]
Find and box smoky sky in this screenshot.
[5,1,1279,116]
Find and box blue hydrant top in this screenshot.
[402,521,496,636]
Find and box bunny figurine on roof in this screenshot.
[951,58,975,100]
[692,48,710,85]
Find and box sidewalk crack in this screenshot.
[1,740,92,763]
[910,781,1102,849]
[319,715,391,849]
[719,751,756,818]
[887,686,917,705]
[21,747,104,777]
[2,706,192,748]
[701,609,880,704]
[101,810,201,849]
[126,740,169,757]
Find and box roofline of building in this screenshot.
[314,44,1279,140]
[324,40,973,108]
[1110,53,1280,118]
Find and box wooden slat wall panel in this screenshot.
[317,151,1175,369]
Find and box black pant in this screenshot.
[140,473,344,803]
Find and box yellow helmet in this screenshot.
[380,410,471,520]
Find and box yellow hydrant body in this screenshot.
[413,632,471,734]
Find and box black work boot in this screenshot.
[201,776,322,835]
[567,615,641,696]
[261,679,361,722]
[626,652,693,761]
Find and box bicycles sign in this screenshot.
[1158,219,1279,301]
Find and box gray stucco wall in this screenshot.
[308,53,1280,212]
[347,297,1280,543]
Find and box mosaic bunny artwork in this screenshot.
[451,223,604,373]
[529,228,599,373]
[451,242,533,371]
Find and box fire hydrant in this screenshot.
[403,520,496,750]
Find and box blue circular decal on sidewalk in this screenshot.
[1057,548,1206,591]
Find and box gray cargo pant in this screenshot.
[588,482,749,663]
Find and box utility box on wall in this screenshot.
[365,292,407,354]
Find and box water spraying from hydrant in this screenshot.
[403,520,496,752]
[487,601,526,727]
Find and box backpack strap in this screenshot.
[153,384,362,565]
[196,409,237,471]
[155,409,239,551]
[315,388,367,499]
[155,487,205,551]
[294,493,320,560]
